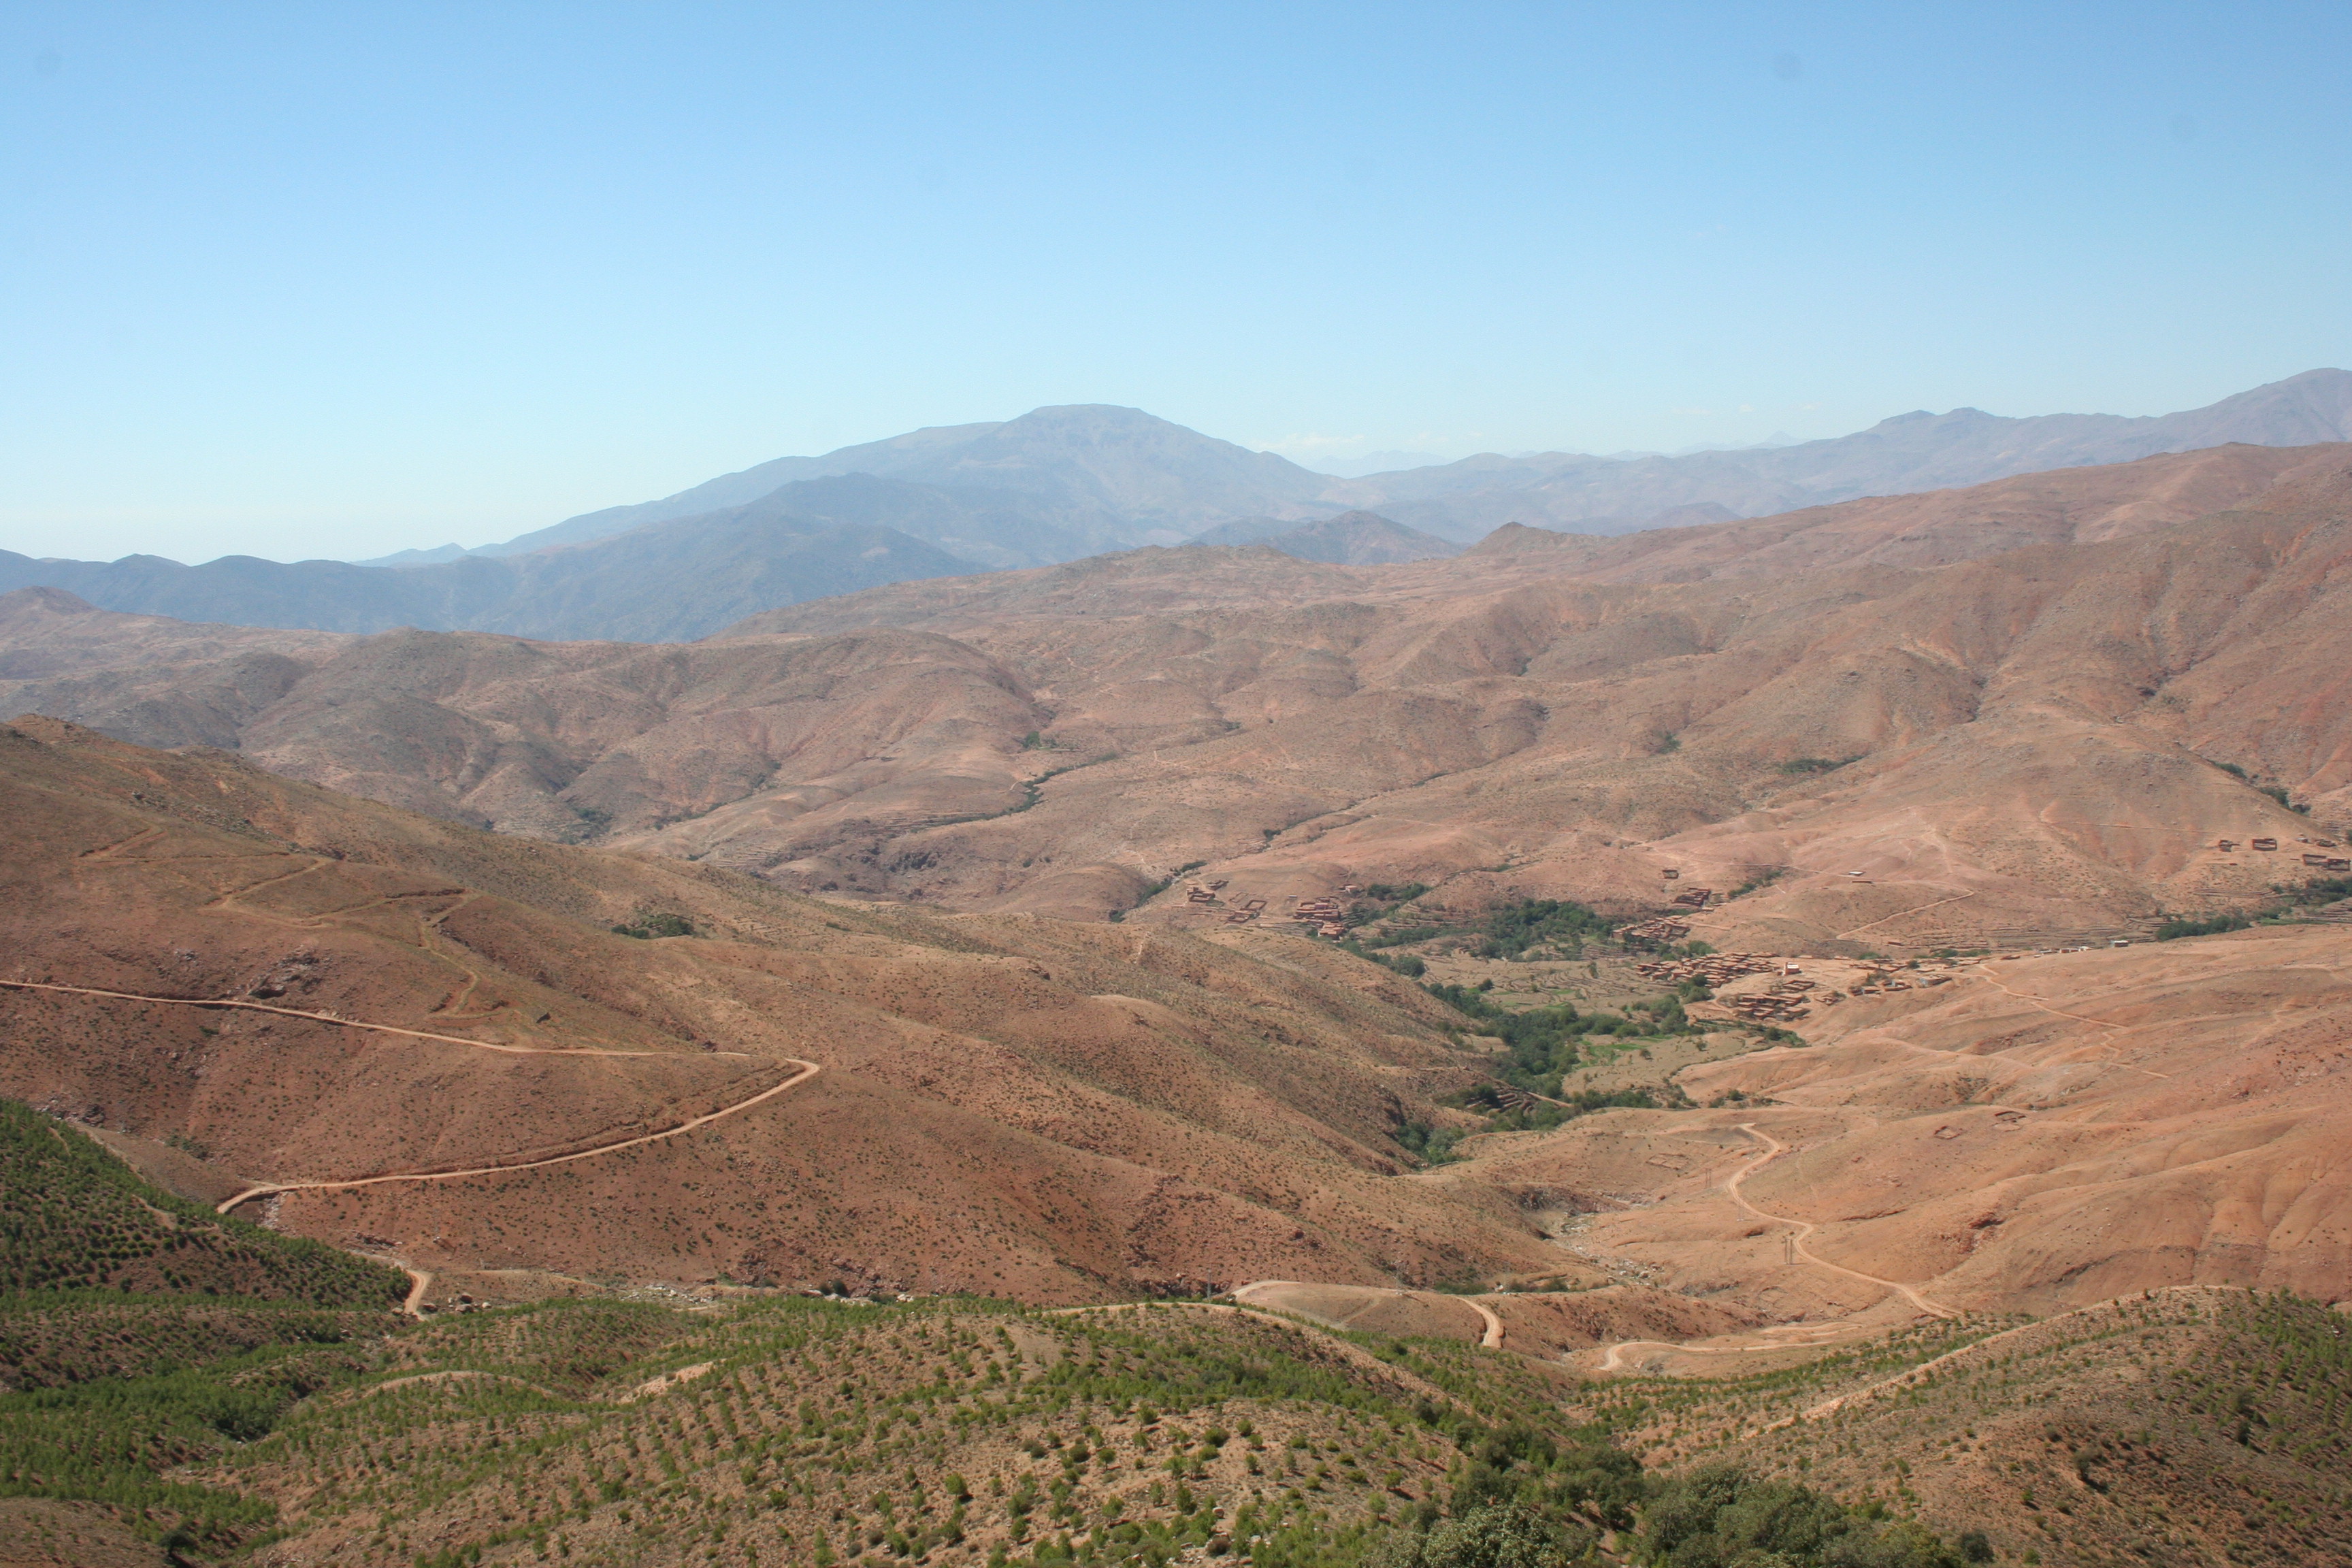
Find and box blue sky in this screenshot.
[3,2,2347,563]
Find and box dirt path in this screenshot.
[1783,1284,2247,1425]
[1722,1122,1955,1319]
[1587,1120,1956,1375]
[401,1267,433,1317]
[1230,1279,1505,1350]
[1971,968,2173,1081]
[1834,889,1977,941]
[214,1056,821,1213]
[0,977,728,1058]
[1593,1330,1838,1373]
[1055,1300,1467,1410]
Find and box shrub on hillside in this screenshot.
[1634,1465,1965,1567]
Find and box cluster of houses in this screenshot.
[1288,892,1352,938]
[1621,915,1693,945]
[2215,834,2349,871]
[1632,951,1788,988]
[1179,879,1369,937]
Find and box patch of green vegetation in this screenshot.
[0,1101,404,1305]
[1629,1466,1968,1566]
[2285,874,2352,905]
[2158,875,2352,939]
[0,1101,410,1554]
[610,911,695,939]
[1778,755,1861,775]
[0,1317,387,1554]
[1356,924,1448,951]
[1473,899,1615,960]
[2155,911,2255,941]
[1458,1085,1671,1137]
[2256,782,2310,813]
[1418,983,1704,1128]
[1394,1120,1465,1166]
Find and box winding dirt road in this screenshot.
[1588,1120,1955,1375]
[213,1056,821,1213]
[1723,1122,1955,1320]
[1230,1279,1505,1349]
[0,977,733,1058]
[0,977,822,1256]
[1783,1283,2242,1424]
[1593,1325,1846,1373]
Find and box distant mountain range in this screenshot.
[0,508,973,641]
[452,402,1332,561]
[1187,510,1460,564]
[1325,368,2352,538]
[5,371,2348,639]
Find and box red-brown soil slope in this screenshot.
[728,452,2352,943]
[1448,926,2352,1327]
[7,443,2350,948]
[0,717,1558,1301]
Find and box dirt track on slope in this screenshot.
[213,1056,821,1213]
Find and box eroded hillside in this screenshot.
[7,442,2351,953]
[0,718,1559,1301]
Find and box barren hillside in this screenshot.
[1446,926,2352,1333]
[0,717,1565,1301]
[8,442,2350,952]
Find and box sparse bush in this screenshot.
[1636,1465,1965,1567]
[1370,1501,1590,1568]
[2155,912,2255,941]
[612,912,695,939]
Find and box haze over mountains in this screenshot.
[5,370,2349,642]
[1329,365,2352,537]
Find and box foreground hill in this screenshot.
[0,1099,404,1311]
[8,441,2349,950]
[5,1116,2339,1568]
[1573,1288,2352,1567]
[0,716,1571,1301]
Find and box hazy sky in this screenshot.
[4,3,2347,564]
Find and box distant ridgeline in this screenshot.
[0,1098,2112,1568]
[7,372,2350,642]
